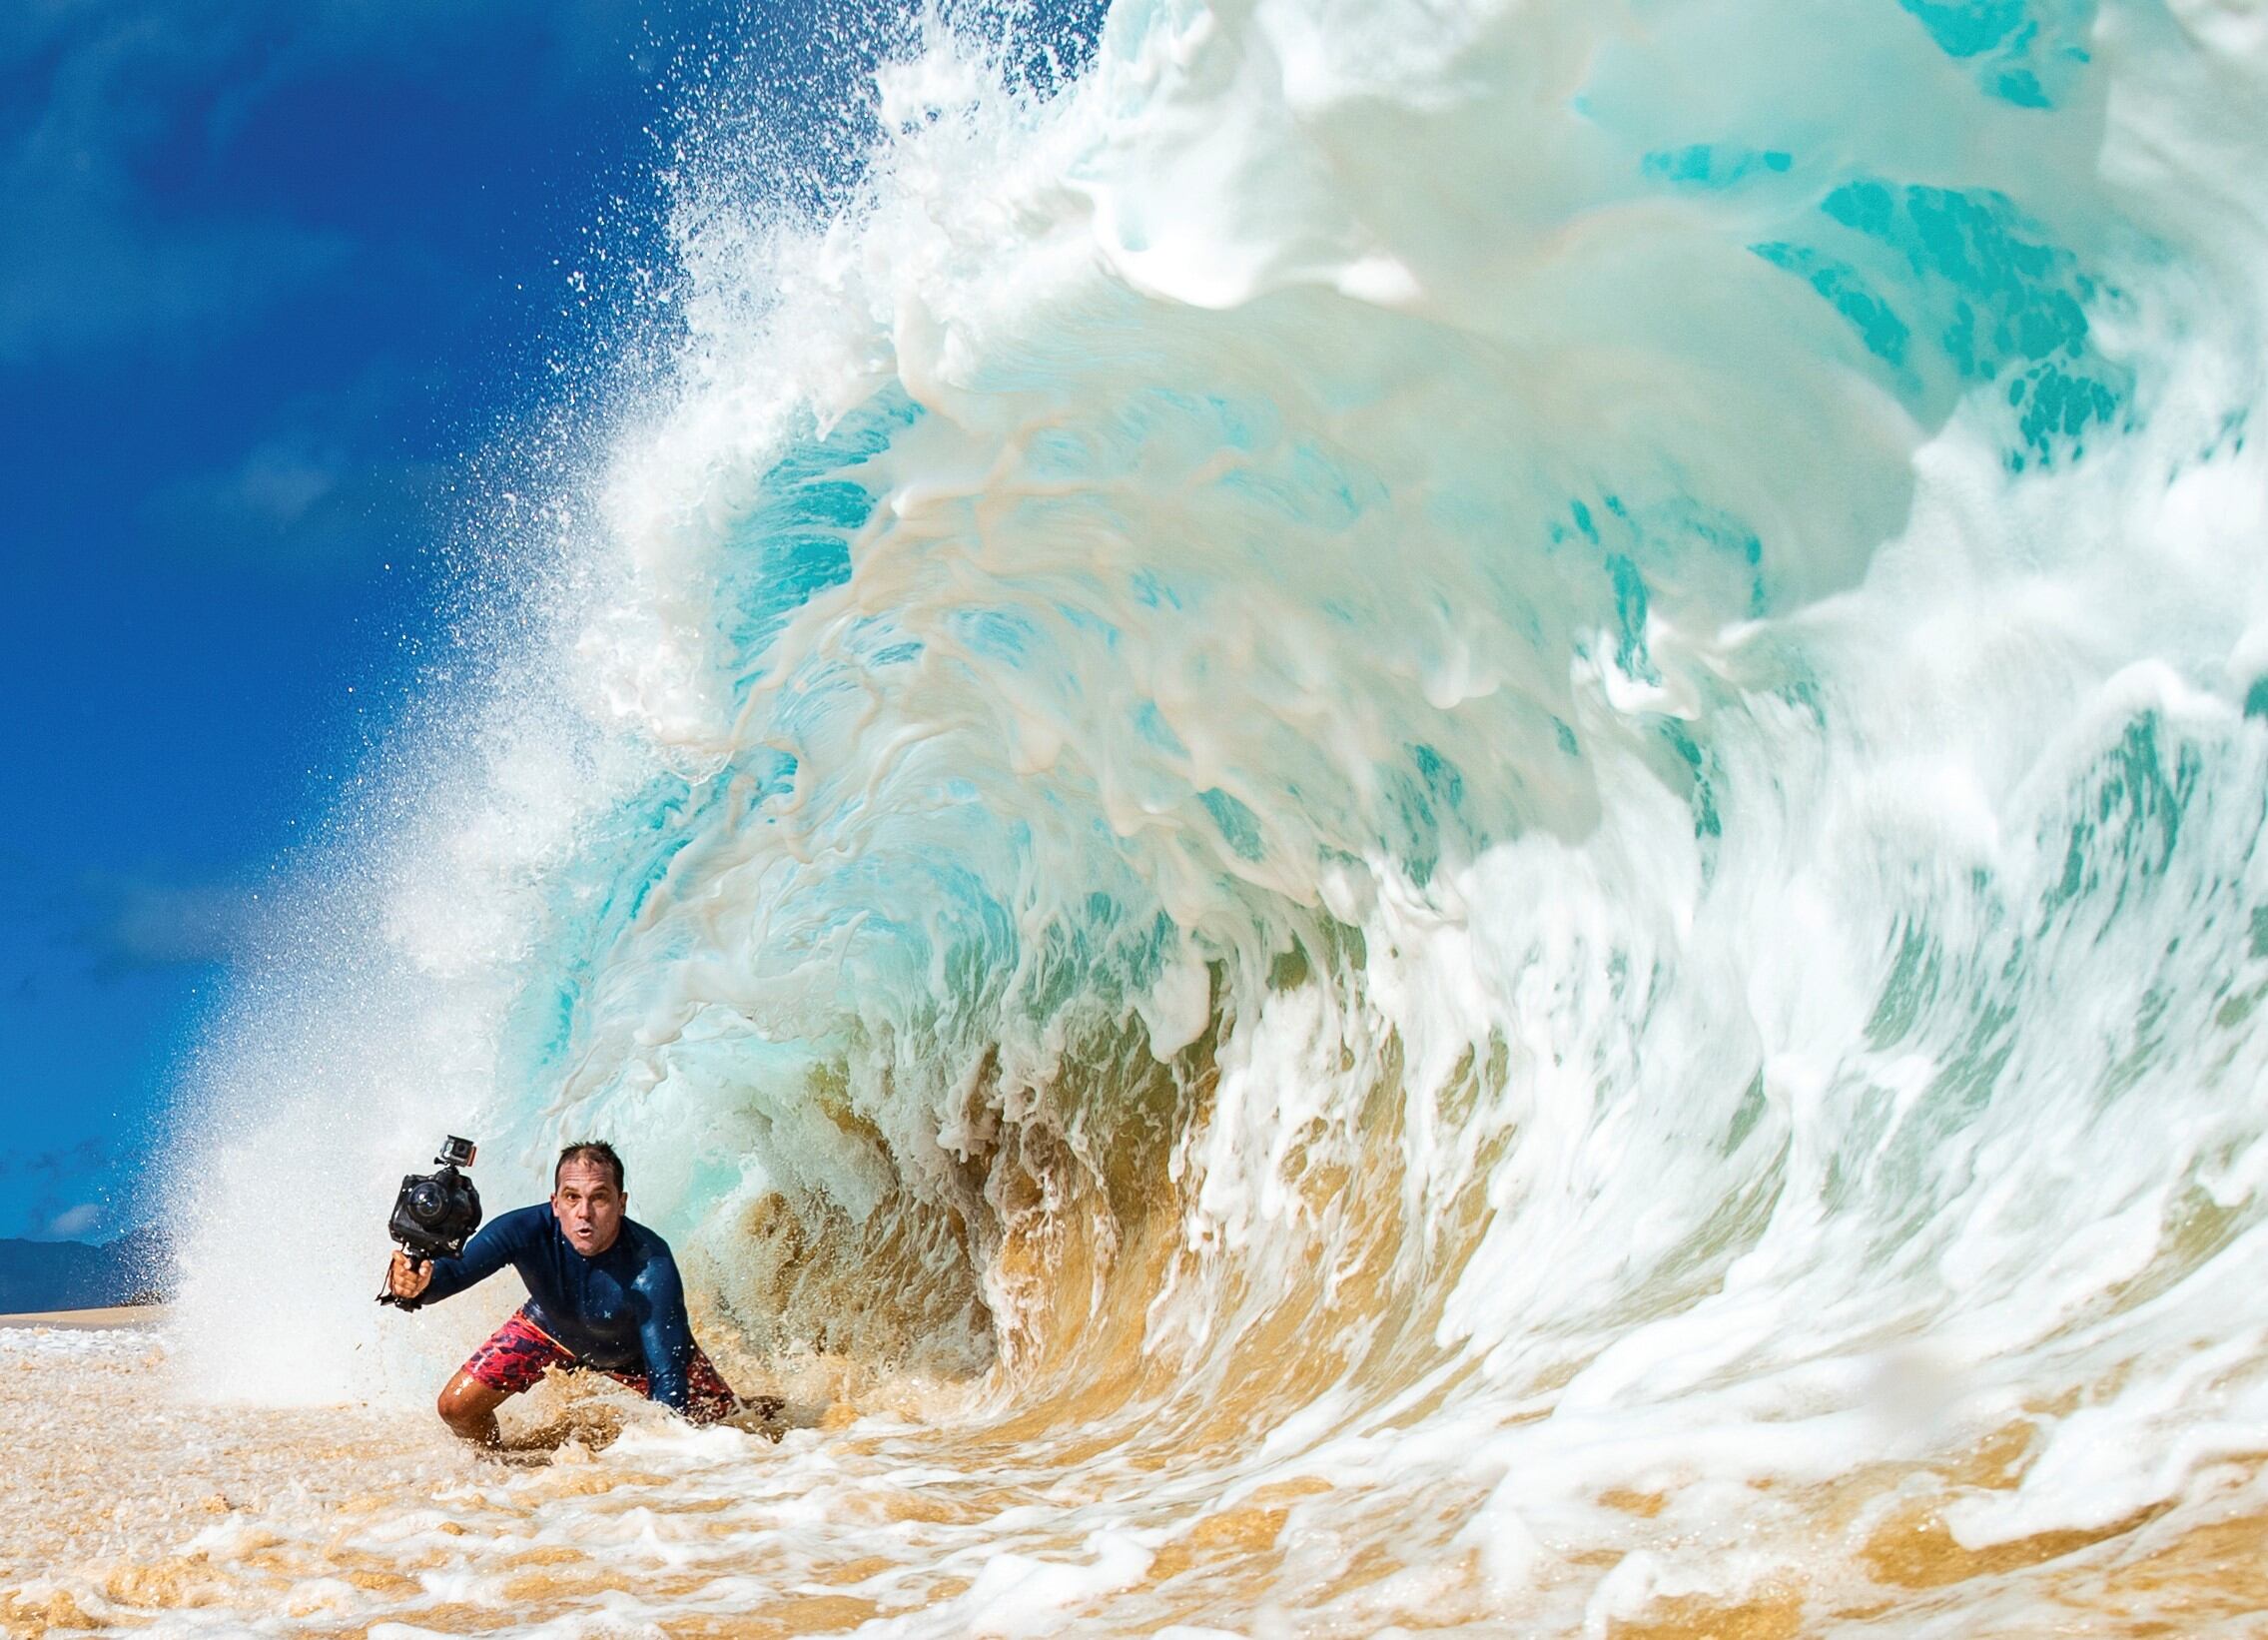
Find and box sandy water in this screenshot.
[8,1291,2268,1637]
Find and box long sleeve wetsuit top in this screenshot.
[417,1205,698,1412]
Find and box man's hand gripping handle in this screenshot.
[377,1248,435,1310]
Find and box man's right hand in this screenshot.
[388,1250,433,1302]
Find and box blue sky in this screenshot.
[0,0,1102,1242]
[0,0,742,1241]
[0,0,1106,1245]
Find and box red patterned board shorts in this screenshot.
[462,1307,739,1424]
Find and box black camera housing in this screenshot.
[378,1137,483,1309]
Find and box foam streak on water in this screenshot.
[26,0,2268,1633]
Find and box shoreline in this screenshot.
[0,1304,167,1331]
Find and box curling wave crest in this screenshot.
[156,0,2268,1630]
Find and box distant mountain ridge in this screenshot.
[0,1225,172,1312]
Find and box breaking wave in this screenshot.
[162,0,2268,1628]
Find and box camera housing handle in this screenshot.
[377,1138,483,1310]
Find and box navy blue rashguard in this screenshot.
[417,1205,701,1412]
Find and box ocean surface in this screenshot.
[12,0,2268,1633]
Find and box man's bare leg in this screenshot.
[436,1371,511,1448]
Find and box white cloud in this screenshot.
[145,435,451,576]
[74,872,265,974]
[47,1203,103,1239]
[104,881,257,967]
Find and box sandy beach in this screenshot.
[0,1306,166,1331]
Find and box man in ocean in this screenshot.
[386,1140,751,1446]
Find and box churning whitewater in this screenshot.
[13,0,2268,1633]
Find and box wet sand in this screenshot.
[0,1305,167,1331]
[8,1294,2268,1635]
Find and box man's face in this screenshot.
[552,1159,625,1257]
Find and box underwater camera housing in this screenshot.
[377,1136,482,1309]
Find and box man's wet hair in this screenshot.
[554,1140,625,1195]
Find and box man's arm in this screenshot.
[632,1251,695,1414]
[395,1209,528,1308]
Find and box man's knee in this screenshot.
[437,1371,505,1430]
